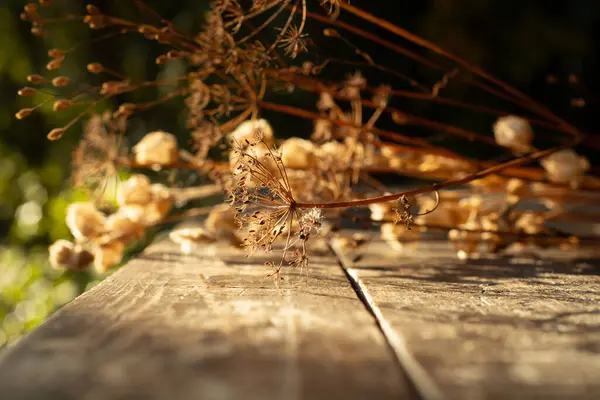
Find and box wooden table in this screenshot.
[0,236,599,399]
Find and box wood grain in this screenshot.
[340,239,600,400]
[0,240,407,400]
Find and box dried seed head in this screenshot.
[66,202,106,242]
[94,240,125,273]
[87,62,104,73]
[133,130,178,166]
[51,76,70,87]
[15,108,34,120]
[47,128,66,140]
[117,174,153,206]
[27,74,46,84]
[541,149,589,188]
[493,116,534,153]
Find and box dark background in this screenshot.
[0,0,598,345]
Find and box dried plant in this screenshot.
[17,0,600,276]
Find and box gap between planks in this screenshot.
[329,241,445,400]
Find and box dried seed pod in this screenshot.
[51,76,70,87]
[27,74,46,84]
[87,62,104,73]
[15,108,33,120]
[48,48,65,58]
[53,99,73,111]
[46,57,65,71]
[117,174,153,206]
[493,115,534,153]
[541,149,589,188]
[94,240,125,273]
[18,87,36,96]
[65,202,106,242]
[133,130,178,166]
[280,138,317,169]
[47,128,66,140]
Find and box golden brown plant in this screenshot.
[17,0,600,274]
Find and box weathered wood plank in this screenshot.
[0,240,407,400]
[341,239,600,400]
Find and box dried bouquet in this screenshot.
[17,0,600,277]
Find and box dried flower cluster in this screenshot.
[18,0,599,275]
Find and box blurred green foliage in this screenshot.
[0,0,597,348]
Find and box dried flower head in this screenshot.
[133,131,179,167]
[48,240,94,270]
[493,115,534,153]
[117,174,153,206]
[94,240,125,273]
[541,149,589,188]
[65,202,106,242]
